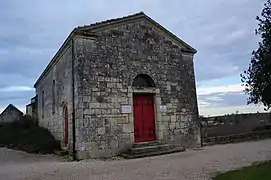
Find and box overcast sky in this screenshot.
[0,0,268,116]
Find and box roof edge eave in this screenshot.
[33,28,78,88]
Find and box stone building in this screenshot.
[33,12,200,159]
[0,104,23,124]
[26,96,38,123]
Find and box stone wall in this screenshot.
[201,112,271,137]
[26,104,32,116]
[202,130,271,146]
[25,103,38,124]
[74,19,200,158]
[35,45,74,148]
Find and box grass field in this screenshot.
[213,160,271,180]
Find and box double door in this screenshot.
[133,94,156,142]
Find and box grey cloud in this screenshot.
[0,73,35,88]
[0,90,34,110]
[198,92,249,108]
[0,0,267,112]
[166,0,264,81]
[0,48,54,78]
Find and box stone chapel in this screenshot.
[33,12,201,159]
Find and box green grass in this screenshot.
[213,161,271,180]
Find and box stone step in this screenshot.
[54,150,69,156]
[129,144,171,154]
[120,146,185,159]
[120,141,185,159]
[132,141,161,148]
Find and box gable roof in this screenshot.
[77,12,197,53]
[34,12,196,88]
[0,104,23,115]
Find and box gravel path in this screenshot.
[1,139,271,180]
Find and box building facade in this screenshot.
[26,96,38,121]
[0,104,23,124]
[33,12,200,158]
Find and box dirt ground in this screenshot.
[1,139,271,180]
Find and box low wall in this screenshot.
[201,112,271,137]
[202,130,271,146]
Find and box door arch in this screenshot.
[132,74,155,88]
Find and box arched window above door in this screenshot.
[132,74,155,88]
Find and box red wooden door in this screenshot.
[133,94,156,142]
[63,106,69,147]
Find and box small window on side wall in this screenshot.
[52,80,56,114]
[42,90,45,118]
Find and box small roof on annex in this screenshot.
[34,12,197,88]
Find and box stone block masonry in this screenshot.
[74,19,200,158]
[35,46,74,147]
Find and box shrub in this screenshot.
[0,115,61,154]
